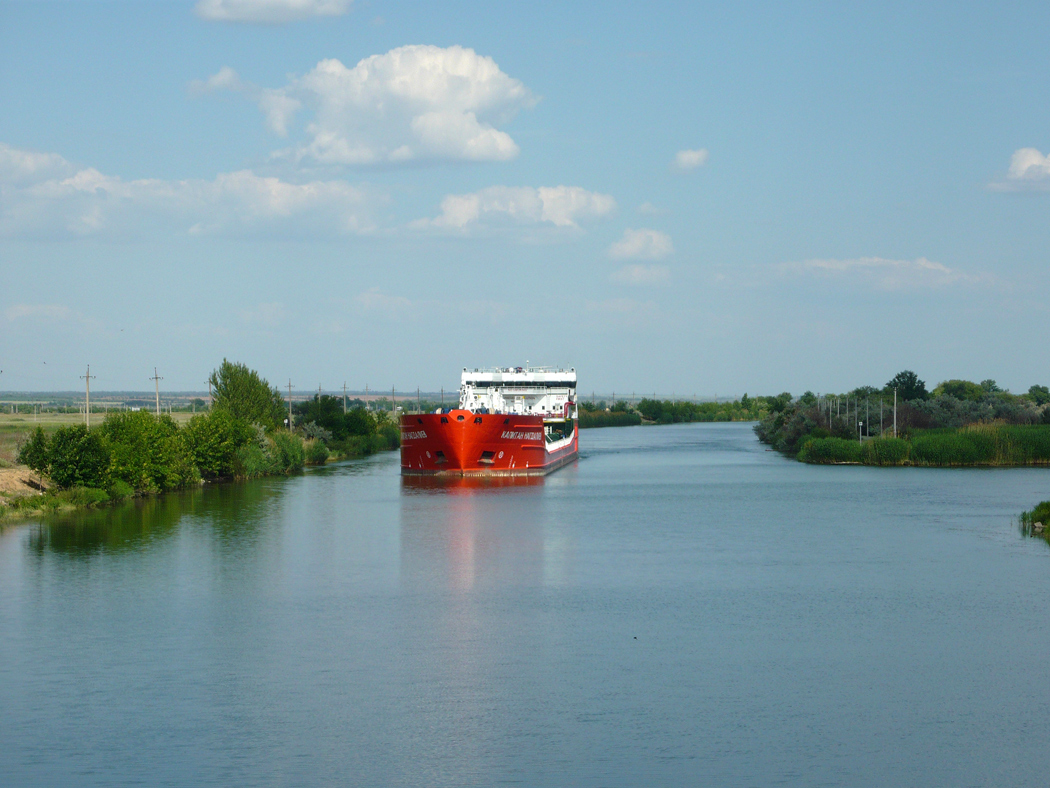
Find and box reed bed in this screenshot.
[798,424,1050,466]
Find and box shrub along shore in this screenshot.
[755,371,1050,466]
[1,360,399,519]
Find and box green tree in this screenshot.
[98,411,199,492]
[980,379,1002,393]
[209,359,287,431]
[47,425,110,489]
[886,371,928,401]
[17,427,49,472]
[933,379,984,402]
[1027,385,1050,406]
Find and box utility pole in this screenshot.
[342,382,348,414]
[287,379,294,430]
[417,387,420,412]
[441,387,444,407]
[150,367,163,415]
[81,365,95,428]
[206,379,213,409]
[391,386,395,416]
[893,387,897,438]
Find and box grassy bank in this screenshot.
[1021,501,1050,542]
[797,424,1050,466]
[578,410,642,428]
[1,361,400,521]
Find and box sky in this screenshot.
[2,0,1049,396]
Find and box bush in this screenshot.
[63,486,110,507]
[108,480,134,501]
[579,411,641,428]
[98,411,199,492]
[17,427,49,472]
[270,430,304,473]
[234,443,277,479]
[862,437,911,466]
[47,426,110,488]
[184,409,253,479]
[798,437,863,464]
[304,438,330,465]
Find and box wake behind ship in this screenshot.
[400,366,578,475]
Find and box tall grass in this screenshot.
[797,437,862,464]
[910,424,1050,466]
[862,437,911,466]
[579,411,642,428]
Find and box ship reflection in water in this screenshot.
[399,471,575,591]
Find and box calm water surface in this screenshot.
[2,423,1050,787]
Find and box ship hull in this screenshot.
[400,410,578,475]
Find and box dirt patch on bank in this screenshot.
[0,467,50,498]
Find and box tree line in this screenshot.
[754,370,1050,465]
[14,360,400,509]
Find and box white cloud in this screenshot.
[0,143,375,238]
[674,148,709,170]
[608,228,674,260]
[195,0,351,23]
[611,264,670,285]
[200,45,536,165]
[415,185,615,231]
[780,256,984,290]
[990,148,1050,191]
[0,142,74,185]
[189,65,245,94]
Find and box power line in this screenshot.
[80,365,96,428]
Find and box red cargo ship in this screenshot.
[400,366,578,475]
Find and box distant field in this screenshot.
[0,411,195,465]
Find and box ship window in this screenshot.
[503,418,509,425]
[480,451,495,459]
[416,418,423,424]
[474,416,483,424]
[457,415,465,421]
[440,417,448,424]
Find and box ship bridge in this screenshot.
[459,366,577,418]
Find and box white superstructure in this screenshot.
[459,366,577,417]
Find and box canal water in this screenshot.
[2,422,1050,787]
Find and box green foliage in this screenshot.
[886,370,928,401]
[910,424,1050,466]
[270,430,304,472]
[862,437,911,465]
[579,410,642,428]
[1020,501,1050,537]
[933,379,985,402]
[98,411,199,492]
[798,438,863,464]
[636,397,765,425]
[183,409,253,479]
[209,359,287,431]
[1027,385,1050,406]
[47,425,110,488]
[304,438,330,465]
[64,486,111,507]
[17,427,49,472]
[108,479,135,501]
[234,443,277,479]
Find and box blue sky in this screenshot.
[2,0,1049,396]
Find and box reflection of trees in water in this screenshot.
[27,479,283,558]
